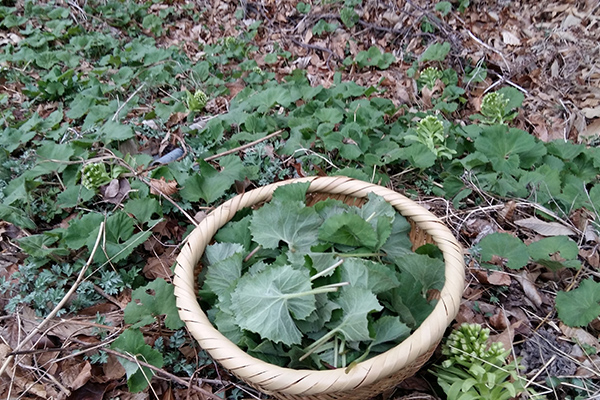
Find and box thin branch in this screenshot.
[204,129,284,162]
[0,222,105,377]
[112,82,146,122]
[141,177,199,227]
[100,346,223,400]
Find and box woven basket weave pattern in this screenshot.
[173,176,465,400]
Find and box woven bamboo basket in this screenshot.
[173,176,465,400]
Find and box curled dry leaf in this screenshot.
[514,217,576,237]
[473,268,512,286]
[515,271,543,308]
[60,360,92,391]
[489,309,508,331]
[149,177,178,196]
[100,178,130,205]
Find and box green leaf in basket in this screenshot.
[318,213,378,249]
[394,253,445,293]
[356,192,396,247]
[305,287,382,355]
[339,257,400,294]
[231,264,318,345]
[250,199,322,253]
[371,315,411,346]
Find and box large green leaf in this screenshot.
[340,258,399,294]
[251,200,321,253]
[318,213,378,249]
[124,278,184,330]
[357,192,396,248]
[230,264,317,345]
[326,287,382,342]
[528,236,580,270]
[479,232,529,270]
[180,156,247,204]
[394,253,445,292]
[555,279,600,327]
[203,244,244,305]
[86,212,152,264]
[371,315,411,346]
[111,328,164,392]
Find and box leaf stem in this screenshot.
[335,253,384,258]
[283,282,347,300]
[310,259,344,281]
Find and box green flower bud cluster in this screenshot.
[186,90,208,112]
[81,163,111,190]
[432,323,530,399]
[405,115,456,160]
[442,323,509,368]
[418,66,443,90]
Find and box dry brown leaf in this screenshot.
[515,271,543,308]
[166,112,188,128]
[514,217,576,236]
[489,309,508,331]
[60,360,92,391]
[472,269,512,286]
[560,323,600,351]
[143,253,176,280]
[489,320,522,354]
[149,177,178,196]
[101,353,126,382]
[581,118,600,142]
[100,178,130,205]
[501,30,521,46]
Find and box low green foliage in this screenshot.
[432,323,528,400]
[111,328,164,392]
[555,279,600,327]
[200,183,443,369]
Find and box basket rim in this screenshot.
[173,176,465,396]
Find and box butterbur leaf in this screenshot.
[555,279,600,327]
[0,204,36,230]
[231,264,317,345]
[358,192,396,247]
[327,287,383,342]
[479,232,529,270]
[272,182,310,203]
[394,253,445,292]
[379,275,432,328]
[251,200,321,253]
[205,242,245,265]
[214,215,252,250]
[203,247,244,303]
[340,258,400,294]
[111,328,163,392]
[371,315,411,346]
[528,236,580,270]
[380,215,413,258]
[318,213,378,249]
[124,278,184,330]
[180,160,235,204]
